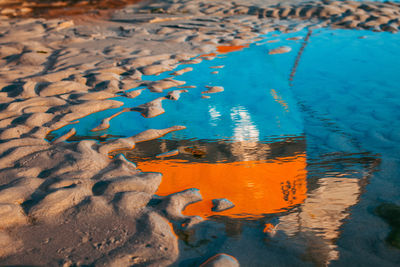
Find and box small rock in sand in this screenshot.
[212,198,235,212]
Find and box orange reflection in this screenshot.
[217,44,249,54]
[199,45,249,59]
[200,53,217,58]
[263,223,275,233]
[137,153,307,218]
[271,89,290,112]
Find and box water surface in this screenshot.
[52,28,400,266]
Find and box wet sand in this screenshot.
[0,0,400,265]
[0,0,144,19]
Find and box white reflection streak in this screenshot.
[230,106,259,141]
[208,105,221,127]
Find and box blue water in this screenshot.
[295,29,400,158]
[52,31,306,143]
[292,29,400,267]
[51,28,400,266]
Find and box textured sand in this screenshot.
[0,0,400,265]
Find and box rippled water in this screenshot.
[52,28,400,266]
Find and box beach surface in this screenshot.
[1,0,400,265]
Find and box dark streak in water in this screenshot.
[289,30,312,86]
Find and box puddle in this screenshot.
[52,29,308,219]
[51,28,400,265]
[52,31,305,143]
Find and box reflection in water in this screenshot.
[208,105,221,127]
[123,139,379,266]
[230,106,260,142]
[152,155,305,218]
[271,89,289,113]
[216,44,249,54]
[277,177,360,264]
[126,137,307,218]
[270,153,379,266]
[49,28,397,265]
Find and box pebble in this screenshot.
[212,198,235,212]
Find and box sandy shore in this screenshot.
[0,0,399,265]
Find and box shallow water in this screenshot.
[52,28,400,266]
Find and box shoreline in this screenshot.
[0,0,399,265]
